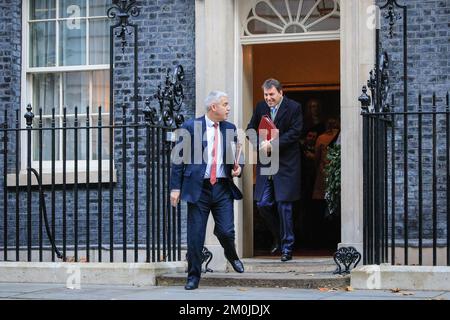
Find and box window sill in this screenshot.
[6,170,117,187]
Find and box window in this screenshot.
[26,0,110,170]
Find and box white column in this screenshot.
[195,0,239,271]
[340,0,375,255]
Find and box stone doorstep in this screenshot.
[351,265,450,291]
[157,272,350,289]
[0,261,186,286]
[158,257,349,289]
[229,257,337,273]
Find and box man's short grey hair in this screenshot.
[204,90,228,112]
[262,78,283,92]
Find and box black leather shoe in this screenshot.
[184,280,199,290]
[229,259,245,273]
[281,253,292,262]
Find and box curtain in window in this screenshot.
[92,70,110,160]
[89,18,109,65]
[30,0,56,19]
[30,0,56,67]
[59,20,86,66]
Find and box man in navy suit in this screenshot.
[170,91,244,290]
[246,79,302,262]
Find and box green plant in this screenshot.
[325,144,340,217]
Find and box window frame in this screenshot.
[21,0,112,174]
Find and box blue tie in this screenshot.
[270,107,276,120]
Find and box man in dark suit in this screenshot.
[246,79,302,261]
[170,91,244,290]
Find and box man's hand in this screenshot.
[260,140,272,154]
[232,165,242,177]
[170,190,180,207]
[305,150,315,160]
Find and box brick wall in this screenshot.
[0,0,22,255]
[375,0,450,244]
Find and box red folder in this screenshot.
[258,115,278,141]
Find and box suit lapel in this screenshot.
[220,122,237,178]
[220,121,228,165]
[201,116,207,152]
[262,104,270,118]
[274,97,288,126]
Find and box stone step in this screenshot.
[228,257,337,273]
[157,272,349,289]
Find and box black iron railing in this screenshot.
[108,0,140,264]
[0,64,186,263]
[361,90,450,266]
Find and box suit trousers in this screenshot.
[186,179,238,283]
[256,178,295,254]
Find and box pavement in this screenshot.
[0,282,448,300]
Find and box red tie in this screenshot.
[210,122,219,185]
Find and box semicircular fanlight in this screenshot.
[244,0,340,36]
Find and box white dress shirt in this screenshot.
[204,114,226,179]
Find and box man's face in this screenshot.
[310,102,319,116]
[264,86,283,107]
[212,96,230,121]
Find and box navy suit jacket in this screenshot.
[247,96,303,202]
[170,116,243,203]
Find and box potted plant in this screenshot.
[324,143,340,219]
